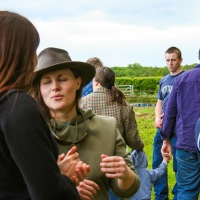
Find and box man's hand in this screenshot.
[154,113,164,128]
[161,139,172,158]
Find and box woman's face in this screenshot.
[40,68,82,114]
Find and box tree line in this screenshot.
[111,63,196,77]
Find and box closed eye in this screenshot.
[41,80,51,85]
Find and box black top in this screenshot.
[0,90,80,200]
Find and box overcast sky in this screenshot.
[2,0,200,67]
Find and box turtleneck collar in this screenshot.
[49,109,95,146]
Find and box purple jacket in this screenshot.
[161,65,200,151]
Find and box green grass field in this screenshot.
[133,106,176,200]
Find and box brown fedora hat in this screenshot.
[34,47,95,86]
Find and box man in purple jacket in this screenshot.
[161,65,200,199]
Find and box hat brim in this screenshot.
[34,61,95,87]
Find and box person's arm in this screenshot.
[101,154,136,190]
[149,157,169,183]
[3,93,80,199]
[161,139,172,159]
[161,81,178,139]
[160,82,178,154]
[154,99,163,128]
[160,82,178,159]
[100,128,140,198]
[122,105,144,150]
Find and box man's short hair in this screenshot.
[86,57,103,69]
[165,46,182,59]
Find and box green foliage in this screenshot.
[114,63,197,97]
[116,77,161,93]
[127,94,157,104]
[112,63,196,77]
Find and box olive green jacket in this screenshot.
[50,109,140,200]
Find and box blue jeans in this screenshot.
[176,149,200,200]
[152,129,177,200]
[109,189,120,200]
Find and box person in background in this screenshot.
[31,47,140,200]
[0,11,84,199]
[80,66,144,200]
[161,61,200,199]
[153,46,184,200]
[81,66,144,151]
[82,57,103,97]
[194,48,200,68]
[128,150,171,200]
[194,49,200,154]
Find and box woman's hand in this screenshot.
[57,146,90,185]
[76,179,100,200]
[73,162,90,185]
[100,154,135,190]
[100,154,129,179]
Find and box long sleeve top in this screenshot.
[0,90,80,200]
[128,150,167,200]
[161,66,200,151]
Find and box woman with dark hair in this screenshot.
[31,47,140,200]
[0,11,84,199]
[81,66,144,150]
[81,66,144,200]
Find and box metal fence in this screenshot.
[116,85,156,106]
[116,85,134,97]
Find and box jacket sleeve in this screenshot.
[2,93,80,200]
[122,104,144,150]
[110,127,140,198]
[149,161,168,183]
[161,81,178,139]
